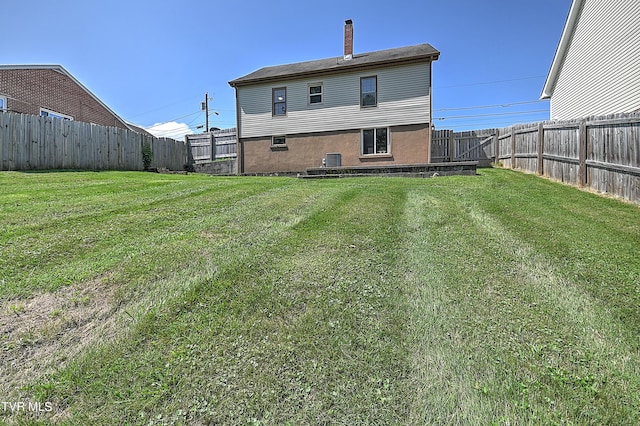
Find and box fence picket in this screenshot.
[432,112,640,204]
[0,111,187,171]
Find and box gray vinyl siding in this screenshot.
[237,62,431,138]
[551,0,640,120]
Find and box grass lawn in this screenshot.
[1,168,639,425]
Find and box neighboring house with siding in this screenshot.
[541,0,640,120]
[0,64,132,130]
[228,20,440,174]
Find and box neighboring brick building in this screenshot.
[0,64,131,129]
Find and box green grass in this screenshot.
[0,169,639,425]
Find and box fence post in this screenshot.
[578,121,587,187]
[214,132,216,161]
[494,129,500,165]
[448,130,454,162]
[537,122,544,176]
[510,126,516,169]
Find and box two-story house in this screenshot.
[229,20,440,174]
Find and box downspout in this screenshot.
[428,59,433,163]
[234,87,244,174]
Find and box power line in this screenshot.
[439,115,548,130]
[435,75,545,89]
[434,109,549,121]
[144,110,202,129]
[433,99,547,112]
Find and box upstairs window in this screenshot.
[308,83,323,105]
[40,108,73,120]
[273,87,287,116]
[362,128,389,155]
[360,76,377,107]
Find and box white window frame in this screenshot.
[361,127,390,155]
[272,135,287,146]
[272,87,287,116]
[0,95,6,111]
[360,76,377,108]
[308,83,323,105]
[40,107,73,120]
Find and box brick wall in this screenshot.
[0,68,129,129]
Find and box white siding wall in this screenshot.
[237,62,431,138]
[551,0,640,120]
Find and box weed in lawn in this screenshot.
[8,303,25,315]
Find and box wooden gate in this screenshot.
[186,133,214,164]
[431,129,497,166]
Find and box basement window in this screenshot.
[272,135,286,146]
[362,128,389,155]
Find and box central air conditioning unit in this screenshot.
[325,153,342,167]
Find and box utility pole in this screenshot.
[204,92,209,133]
[199,93,218,133]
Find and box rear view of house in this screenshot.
[229,20,440,174]
[541,0,640,120]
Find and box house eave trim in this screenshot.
[541,0,586,99]
[229,54,439,88]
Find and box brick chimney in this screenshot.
[344,19,353,60]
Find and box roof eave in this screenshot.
[540,0,585,99]
[229,52,440,88]
[0,64,134,131]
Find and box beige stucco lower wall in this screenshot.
[240,124,431,174]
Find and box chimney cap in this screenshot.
[345,19,352,25]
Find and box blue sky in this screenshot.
[1,0,572,138]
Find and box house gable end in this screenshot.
[0,64,132,130]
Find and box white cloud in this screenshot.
[144,121,192,140]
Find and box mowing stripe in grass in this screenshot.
[22,180,416,425]
[401,175,640,424]
[1,174,286,297]
[3,170,639,425]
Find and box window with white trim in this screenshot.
[308,83,323,105]
[360,76,377,107]
[362,128,389,155]
[40,108,73,120]
[0,95,6,111]
[272,135,286,146]
[272,87,286,116]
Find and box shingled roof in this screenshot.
[229,43,440,87]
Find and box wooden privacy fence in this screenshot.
[432,129,496,166]
[186,128,237,166]
[147,137,188,171]
[434,112,640,204]
[0,111,187,171]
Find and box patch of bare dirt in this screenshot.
[0,275,119,401]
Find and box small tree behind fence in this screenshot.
[0,111,187,171]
